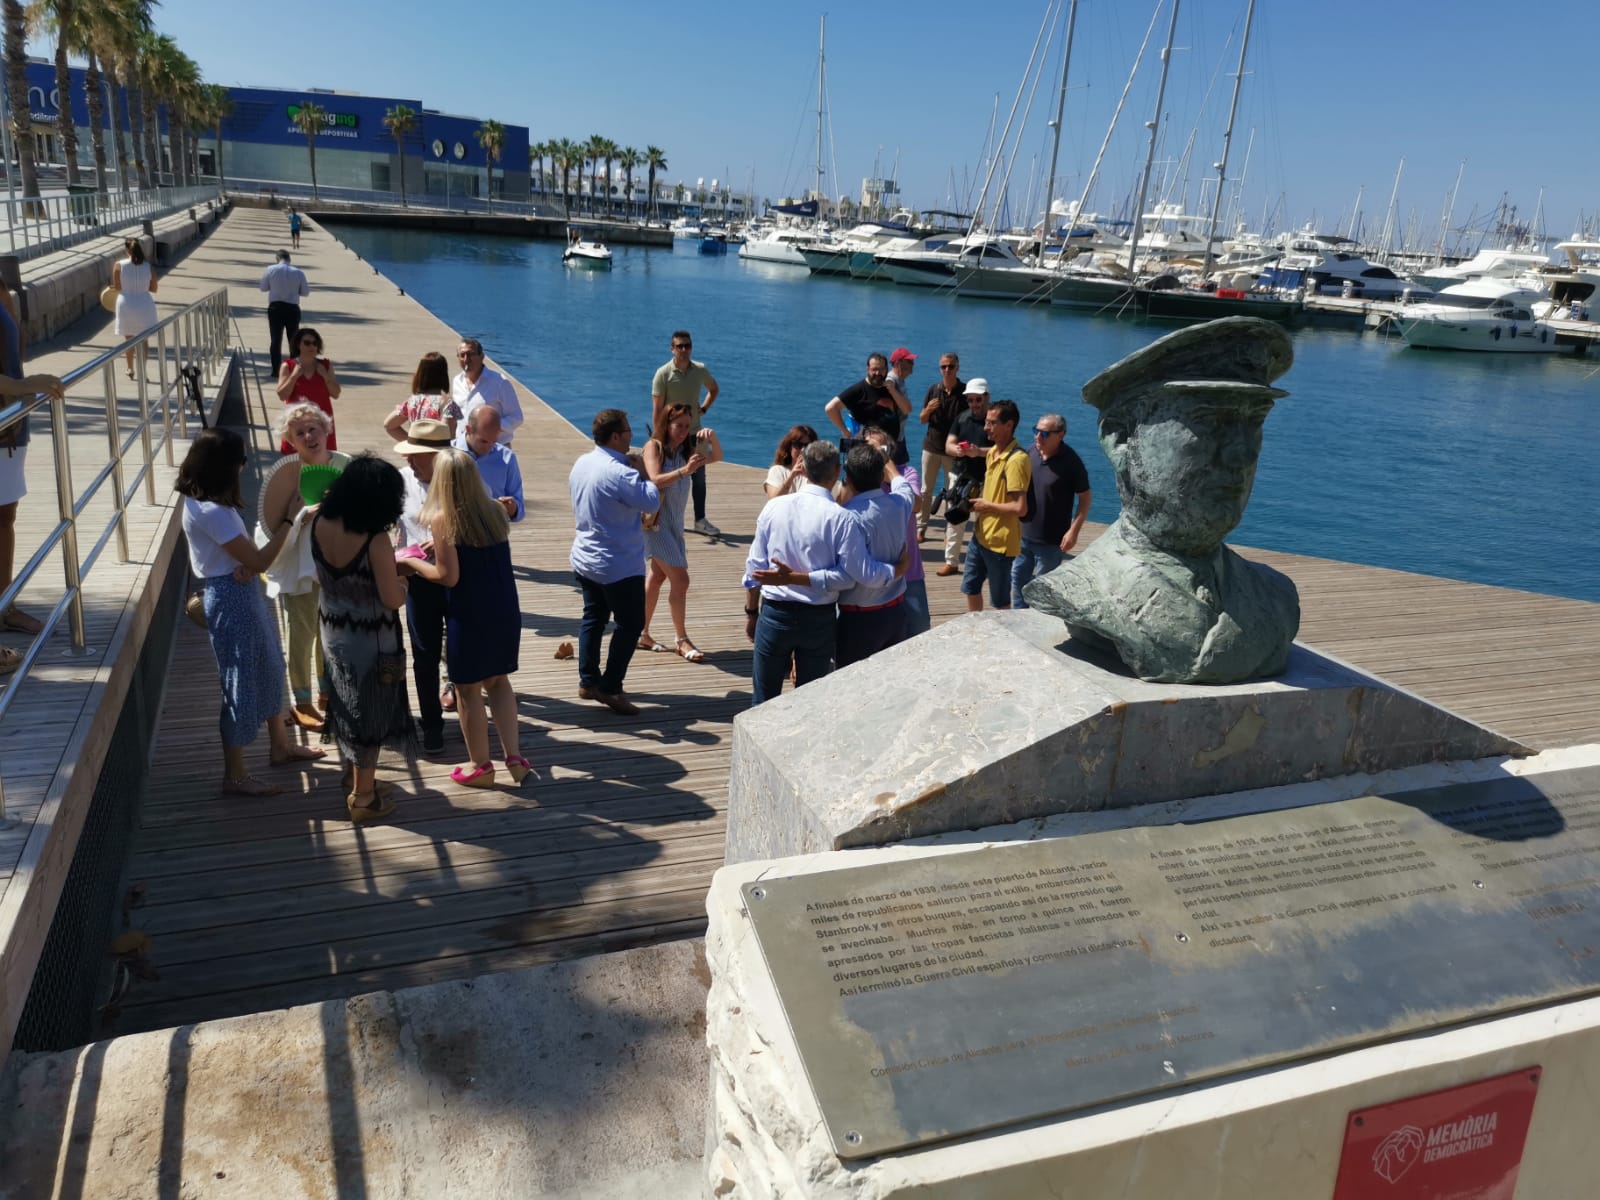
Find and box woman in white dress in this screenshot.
[111,237,159,379]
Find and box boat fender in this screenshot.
[1491,326,1501,341]
[1540,328,1548,343]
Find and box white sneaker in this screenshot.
[693,518,721,536]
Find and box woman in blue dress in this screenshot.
[638,403,722,662]
[404,449,526,788]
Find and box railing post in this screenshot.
[101,363,130,562]
[176,316,189,439]
[137,340,155,504]
[50,392,86,652]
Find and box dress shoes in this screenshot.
[598,691,640,715]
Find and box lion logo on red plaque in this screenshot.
[1371,1124,1425,1183]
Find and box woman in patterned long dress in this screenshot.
[384,352,463,442]
[402,449,526,789]
[638,403,721,661]
[176,428,326,796]
[311,454,414,821]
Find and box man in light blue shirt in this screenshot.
[258,249,309,375]
[462,406,524,521]
[569,409,661,715]
[742,440,906,705]
[835,444,915,667]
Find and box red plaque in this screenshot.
[1332,1068,1541,1200]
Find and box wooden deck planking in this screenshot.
[98,207,1600,1037]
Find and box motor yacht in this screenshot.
[1409,246,1551,293]
[1396,281,1566,352]
[562,238,613,269]
[876,233,1024,289]
[739,225,825,267]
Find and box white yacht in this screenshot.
[876,233,1024,289]
[1409,246,1552,293]
[739,226,824,267]
[799,218,914,276]
[1396,281,1564,352]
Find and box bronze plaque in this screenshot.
[741,766,1600,1159]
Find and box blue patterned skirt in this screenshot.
[201,574,286,747]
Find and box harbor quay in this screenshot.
[0,206,1597,1194]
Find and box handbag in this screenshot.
[99,285,119,313]
[184,592,206,628]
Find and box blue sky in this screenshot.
[77,0,1597,248]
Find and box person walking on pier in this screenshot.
[452,339,523,447]
[569,409,661,715]
[259,250,309,378]
[651,330,721,535]
[176,428,326,797]
[287,206,303,249]
[111,238,158,381]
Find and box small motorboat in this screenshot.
[699,233,728,255]
[563,236,613,269]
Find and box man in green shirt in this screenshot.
[651,329,721,535]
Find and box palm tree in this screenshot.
[554,137,578,217]
[290,100,327,199]
[585,134,606,217]
[202,82,230,186]
[96,0,154,197]
[618,146,640,220]
[475,118,504,209]
[645,145,666,224]
[2,0,41,201]
[383,103,416,207]
[601,137,620,216]
[25,0,85,185]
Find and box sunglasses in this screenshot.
[1034,427,1060,437]
[940,364,959,370]
[672,343,691,350]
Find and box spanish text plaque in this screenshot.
[742,767,1600,1158]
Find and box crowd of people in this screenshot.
[185,256,1098,813]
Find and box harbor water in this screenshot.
[329,227,1600,604]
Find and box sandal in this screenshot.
[451,762,496,788]
[270,744,327,766]
[637,634,661,652]
[1,606,43,635]
[222,774,281,797]
[0,646,20,676]
[676,638,705,663]
[347,789,397,822]
[291,704,325,732]
[504,755,534,785]
[440,684,457,712]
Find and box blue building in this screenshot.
[20,61,531,202]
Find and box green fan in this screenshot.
[298,462,342,506]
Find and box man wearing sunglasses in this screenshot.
[916,352,963,542]
[1011,414,1091,609]
[652,329,721,535]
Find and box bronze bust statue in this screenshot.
[1022,317,1299,684]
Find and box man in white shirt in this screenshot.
[258,250,309,375]
[452,338,523,447]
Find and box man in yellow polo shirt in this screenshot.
[962,399,1031,611]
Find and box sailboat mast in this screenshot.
[1124,0,1181,274]
[816,14,826,205]
[1379,158,1404,260]
[1201,0,1255,280]
[1435,160,1465,262]
[1039,0,1080,258]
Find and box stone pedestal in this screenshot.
[704,747,1600,1199]
[726,610,1529,865]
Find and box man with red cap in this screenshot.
[886,346,916,399]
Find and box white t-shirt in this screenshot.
[183,498,247,579]
[398,466,430,547]
[765,463,800,496]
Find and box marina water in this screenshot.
[329,227,1600,605]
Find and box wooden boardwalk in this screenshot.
[104,208,1600,1036]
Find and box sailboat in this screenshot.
[741,17,832,268]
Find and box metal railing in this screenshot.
[0,184,224,261]
[0,286,230,822]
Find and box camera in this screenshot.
[839,435,866,456]
[933,475,980,526]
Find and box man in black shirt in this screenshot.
[917,351,964,541]
[1011,411,1092,608]
[825,352,912,464]
[936,379,991,576]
